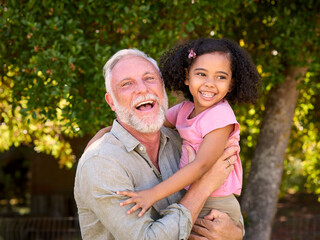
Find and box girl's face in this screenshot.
[185,52,232,116]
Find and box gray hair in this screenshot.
[103,49,161,94]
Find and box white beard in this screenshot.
[113,92,168,133]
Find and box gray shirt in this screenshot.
[74,120,193,240]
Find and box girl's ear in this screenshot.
[184,68,189,85]
[228,79,234,92]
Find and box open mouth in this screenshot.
[135,100,155,111]
[200,91,216,98]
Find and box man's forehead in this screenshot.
[113,56,157,72]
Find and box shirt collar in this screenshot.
[111,120,170,153]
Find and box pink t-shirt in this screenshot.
[166,100,242,197]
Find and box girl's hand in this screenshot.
[117,189,156,217]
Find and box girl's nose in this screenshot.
[205,79,215,88]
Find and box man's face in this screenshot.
[105,56,168,133]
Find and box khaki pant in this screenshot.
[198,194,241,225]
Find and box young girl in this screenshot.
[118,38,260,225]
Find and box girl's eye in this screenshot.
[217,76,227,80]
[197,73,206,76]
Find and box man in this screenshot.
[74,49,243,239]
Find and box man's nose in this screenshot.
[136,79,148,93]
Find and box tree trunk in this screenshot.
[241,66,308,240]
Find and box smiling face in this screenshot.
[105,55,168,133]
[185,52,233,116]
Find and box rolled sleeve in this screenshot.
[76,154,192,240]
[160,204,193,240]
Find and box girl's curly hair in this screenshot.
[159,38,261,104]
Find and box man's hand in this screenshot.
[84,126,111,151]
[196,146,238,197]
[189,209,243,240]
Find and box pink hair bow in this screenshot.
[188,49,196,59]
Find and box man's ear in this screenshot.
[105,93,116,111]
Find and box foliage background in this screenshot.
[0,0,319,220]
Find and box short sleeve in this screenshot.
[166,102,184,126]
[199,101,238,138]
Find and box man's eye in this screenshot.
[122,81,132,87]
[145,76,154,81]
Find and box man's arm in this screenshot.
[179,146,238,224]
[183,145,243,240]
[179,144,242,240]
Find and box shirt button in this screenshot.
[139,146,144,152]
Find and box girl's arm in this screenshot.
[118,124,234,217]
